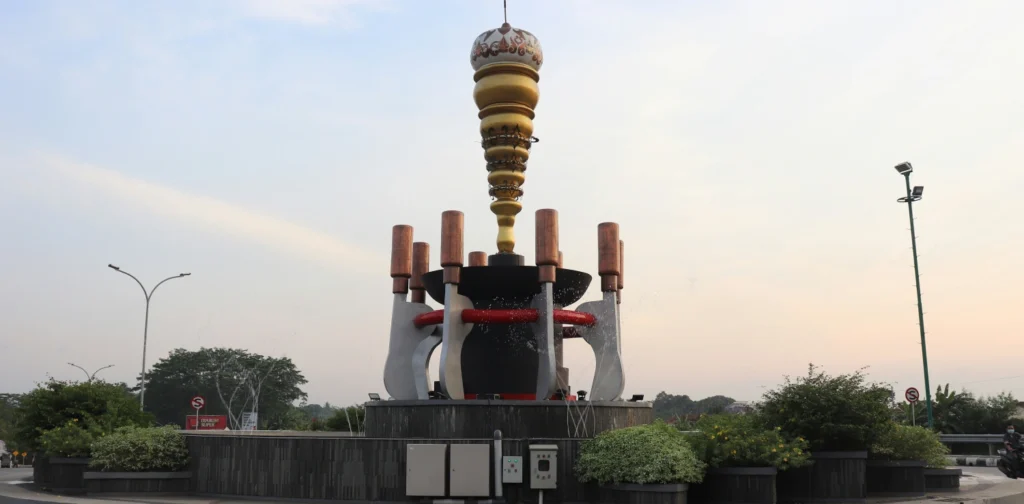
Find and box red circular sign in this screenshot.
[905,387,920,403]
[191,395,205,410]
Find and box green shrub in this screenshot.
[89,426,190,472]
[684,414,811,470]
[324,405,364,432]
[37,421,96,458]
[14,379,151,451]
[576,421,706,485]
[759,365,894,451]
[871,423,949,468]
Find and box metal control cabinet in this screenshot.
[529,444,558,489]
[450,444,491,497]
[502,455,523,484]
[406,444,447,496]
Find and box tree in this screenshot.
[652,392,735,420]
[143,347,308,429]
[0,394,22,450]
[896,384,1023,434]
[14,379,150,451]
[324,405,365,433]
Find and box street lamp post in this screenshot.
[108,264,191,411]
[67,362,114,382]
[894,162,934,429]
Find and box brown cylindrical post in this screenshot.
[535,209,559,283]
[597,222,620,292]
[557,251,564,268]
[441,210,464,284]
[617,239,625,303]
[391,225,413,294]
[410,242,430,303]
[468,251,488,267]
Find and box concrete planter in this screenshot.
[36,457,91,494]
[600,483,690,504]
[865,460,926,497]
[690,467,777,504]
[923,468,961,492]
[777,451,867,503]
[83,471,191,495]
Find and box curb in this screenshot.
[949,455,1001,467]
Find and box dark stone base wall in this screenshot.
[600,484,688,504]
[84,472,191,494]
[865,460,925,497]
[364,400,653,439]
[186,433,596,503]
[924,468,961,492]
[777,452,867,504]
[690,467,776,504]
[34,457,91,494]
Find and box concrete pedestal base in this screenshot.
[364,399,653,438]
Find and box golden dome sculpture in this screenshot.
[471,22,544,254]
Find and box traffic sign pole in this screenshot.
[190,396,206,430]
[905,387,920,427]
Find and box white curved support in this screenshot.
[531,282,557,400]
[439,284,474,400]
[384,294,440,400]
[576,291,625,401]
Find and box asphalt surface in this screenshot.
[0,464,1020,504]
[0,469,39,504]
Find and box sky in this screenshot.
[1,0,1022,409]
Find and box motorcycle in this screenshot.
[997,442,1024,479]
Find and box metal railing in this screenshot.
[939,434,1003,444]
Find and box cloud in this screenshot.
[35,155,383,273]
[237,0,387,27]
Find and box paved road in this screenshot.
[0,465,1020,504]
[0,469,42,504]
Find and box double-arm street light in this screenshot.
[894,161,934,429]
[67,362,114,382]
[108,264,191,411]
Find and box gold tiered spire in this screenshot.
[471,22,543,254]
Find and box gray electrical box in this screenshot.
[529,444,558,489]
[502,455,523,483]
[406,444,447,496]
[450,444,491,497]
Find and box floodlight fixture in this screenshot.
[627,394,644,402]
[912,186,924,198]
[368,393,381,401]
[895,162,913,175]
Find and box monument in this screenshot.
[366,15,650,439]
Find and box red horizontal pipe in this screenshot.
[414,310,445,327]
[463,309,537,324]
[412,309,596,328]
[555,310,596,326]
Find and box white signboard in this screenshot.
[240,412,258,431]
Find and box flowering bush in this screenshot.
[684,414,811,470]
[576,421,706,485]
[37,420,96,458]
[871,423,949,468]
[89,426,190,472]
[759,365,894,451]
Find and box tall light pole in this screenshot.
[894,161,934,429]
[108,264,191,411]
[67,362,114,382]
